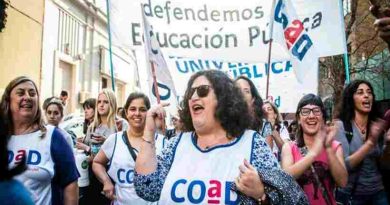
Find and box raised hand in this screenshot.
[144,102,169,136]
[367,119,386,145]
[311,125,326,156]
[324,123,337,149]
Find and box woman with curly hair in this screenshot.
[281,94,347,205]
[335,79,388,205]
[133,70,308,204]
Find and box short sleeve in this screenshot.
[51,128,80,188]
[101,132,118,160]
[58,128,74,149]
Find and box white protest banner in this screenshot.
[109,0,290,62]
[109,0,346,61]
[165,56,318,113]
[273,0,319,82]
[142,11,178,114]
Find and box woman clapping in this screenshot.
[281,94,347,205]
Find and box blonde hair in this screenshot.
[263,100,283,128]
[89,89,118,133]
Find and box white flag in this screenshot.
[273,0,319,82]
[142,11,178,113]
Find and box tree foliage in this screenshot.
[319,0,390,116]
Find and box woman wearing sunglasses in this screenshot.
[281,94,348,205]
[335,80,388,205]
[133,70,308,204]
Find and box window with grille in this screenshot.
[57,9,84,57]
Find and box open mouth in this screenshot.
[20,103,33,109]
[306,121,318,127]
[133,118,142,123]
[362,101,371,108]
[192,104,204,113]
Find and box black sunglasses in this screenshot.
[188,85,212,98]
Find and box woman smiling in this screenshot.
[134,70,307,204]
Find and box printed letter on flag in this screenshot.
[274,0,319,82]
[142,11,178,114]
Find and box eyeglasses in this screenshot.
[188,85,212,98]
[300,107,322,116]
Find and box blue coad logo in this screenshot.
[8,149,42,165]
[274,0,313,61]
[171,179,238,204]
[117,168,134,184]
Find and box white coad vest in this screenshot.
[107,132,156,205]
[159,130,255,205]
[8,125,56,205]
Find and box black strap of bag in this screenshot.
[122,131,137,161]
[299,146,332,205]
[342,120,362,204]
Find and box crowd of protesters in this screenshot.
[1,6,390,205]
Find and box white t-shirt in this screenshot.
[8,125,79,205]
[159,130,254,204]
[272,123,290,155]
[102,132,156,205]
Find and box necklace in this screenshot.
[194,132,231,150]
[354,120,366,135]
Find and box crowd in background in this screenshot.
[1,5,390,205]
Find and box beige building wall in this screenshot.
[0,0,44,95]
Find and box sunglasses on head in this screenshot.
[188,85,212,98]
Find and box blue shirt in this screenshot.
[0,179,34,205]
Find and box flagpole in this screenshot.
[338,0,350,84]
[106,0,116,91]
[344,53,350,83]
[150,62,161,103]
[265,0,277,99]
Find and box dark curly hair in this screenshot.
[336,79,380,134]
[295,94,327,147]
[0,0,8,32]
[179,70,251,137]
[234,76,265,131]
